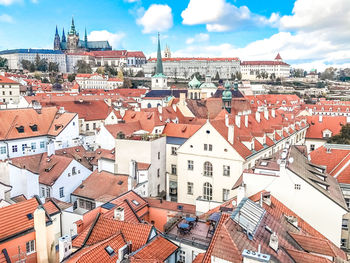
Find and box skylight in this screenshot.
[260,161,268,166]
[105,246,115,256]
[132,200,140,206]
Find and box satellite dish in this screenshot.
[288,157,294,163]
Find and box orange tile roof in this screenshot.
[0,198,50,241]
[73,215,152,250]
[285,248,332,263]
[105,121,143,137]
[0,107,76,140]
[67,232,126,263]
[43,200,60,215]
[0,75,18,84]
[145,198,195,214]
[132,235,178,261]
[162,123,202,138]
[306,116,345,139]
[137,162,151,170]
[192,253,205,263]
[72,170,128,201]
[289,232,336,258]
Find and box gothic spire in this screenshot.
[70,16,76,35]
[62,28,66,43]
[54,25,61,50]
[84,28,88,48]
[55,25,59,36]
[155,32,164,75]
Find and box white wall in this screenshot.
[95,125,115,150]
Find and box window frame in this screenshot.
[26,240,35,255]
[187,182,193,195]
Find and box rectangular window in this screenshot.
[223,165,230,176]
[79,199,85,208]
[46,187,50,198]
[12,145,17,153]
[171,147,177,155]
[40,187,45,198]
[171,164,177,175]
[310,144,315,151]
[209,144,213,151]
[294,184,301,190]
[26,240,35,255]
[342,219,348,230]
[93,123,96,130]
[86,123,89,131]
[204,144,208,151]
[223,189,230,201]
[179,250,186,263]
[346,198,350,209]
[157,168,160,178]
[22,144,27,151]
[158,152,160,160]
[0,146,6,154]
[40,141,45,149]
[59,187,64,198]
[341,238,347,248]
[188,160,194,170]
[187,182,193,195]
[31,142,36,150]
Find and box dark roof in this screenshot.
[144,90,187,98]
[212,88,244,98]
[0,49,64,55]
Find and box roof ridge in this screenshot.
[82,212,101,247]
[4,115,18,140]
[330,151,350,177]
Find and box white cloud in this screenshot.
[124,0,139,2]
[177,0,350,70]
[186,33,209,45]
[137,4,173,33]
[0,14,14,23]
[88,30,125,49]
[181,0,273,32]
[0,0,20,5]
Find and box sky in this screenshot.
[0,0,349,71]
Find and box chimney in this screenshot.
[120,108,125,119]
[114,207,125,221]
[157,105,163,114]
[179,92,186,105]
[237,185,246,205]
[47,140,55,157]
[235,115,241,128]
[245,115,248,128]
[228,125,234,144]
[264,108,269,120]
[255,111,261,123]
[271,108,276,118]
[34,206,49,263]
[59,235,72,262]
[319,115,323,123]
[269,232,279,252]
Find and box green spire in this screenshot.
[189,75,201,89]
[70,17,76,35]
[155,32,164,75]
[84,28,88,48]
[222,80,232,113]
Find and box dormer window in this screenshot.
[30,124,38,132]
[16,126,24,133]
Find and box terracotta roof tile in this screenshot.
[285,248,332,263]
[43,200,60,215]
[306,116,345,139]
[162,123,202,138]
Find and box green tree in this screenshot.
[320,67,336,80]
[96,67,105,75]
[235,71,242,80]
[21,60,34,71]
[76,60,92,74]
[270,73,276,81]
[328,124,350,144]
[37,59,48,72]
[68,74,76,82]
[48,62,59,72]
[135,70,145,77]
[42,77,49,83]
[191,72,202,80]
[35,53,41,69]
[123,78,132,88]
[230,73,235,80]
[0,57,8,68]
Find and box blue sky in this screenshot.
[0,0,349,70]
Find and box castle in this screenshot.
[54,18,112,53]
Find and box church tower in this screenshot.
[164,44,171,58]
[67,17,80,53]
[84,28,88,49]
[54,26,61,50]
[151,33,168,90]
[222,80,232,113]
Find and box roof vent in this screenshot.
[27,213,33,220]
[132,200,140,206]
[285,215,298,228]
[105,245,115,256]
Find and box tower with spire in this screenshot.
[84,28,88,49]
[54,26,61,50]
[222,80,232,113]
[151,33,168,90]
[164,44,171,58]
[67,17,80,53]
[61,28,66,43]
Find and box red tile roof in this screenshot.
[0,75,18,84]
[0,198,50,241]
[241,60,289,66]
[145,198,195,214]
[306,116,345,139]
[149,57,239,62]
[162,123,202,138]
[285,248,332,263]
[132,235,178,261]
[43,200,60,215]
[72,170,128,202]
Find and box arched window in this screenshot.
[203,162,213,177]
[203,182,212,200]
[147,103,151,108]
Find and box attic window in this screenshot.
[79,184,84,189]
[260,161,268,166]
[206,130,210,134]
[30,124,38,132]
[117,180,123,185]
[45,166,53,172]
[105,246,115,256]
[132,200,140,206]
[27,213,33,220]
[16,126,24,133]
[55,124,63,131]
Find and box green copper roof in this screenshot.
[155,33,164,76]
[188,75,201,89]
[222,80,232,101]
[233,79,239,91]
[70,17,76,35]
[152,73,167,78]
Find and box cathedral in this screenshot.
[54,18,112,53]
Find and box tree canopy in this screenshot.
[328,124,350,144]
[76,60,92,74]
